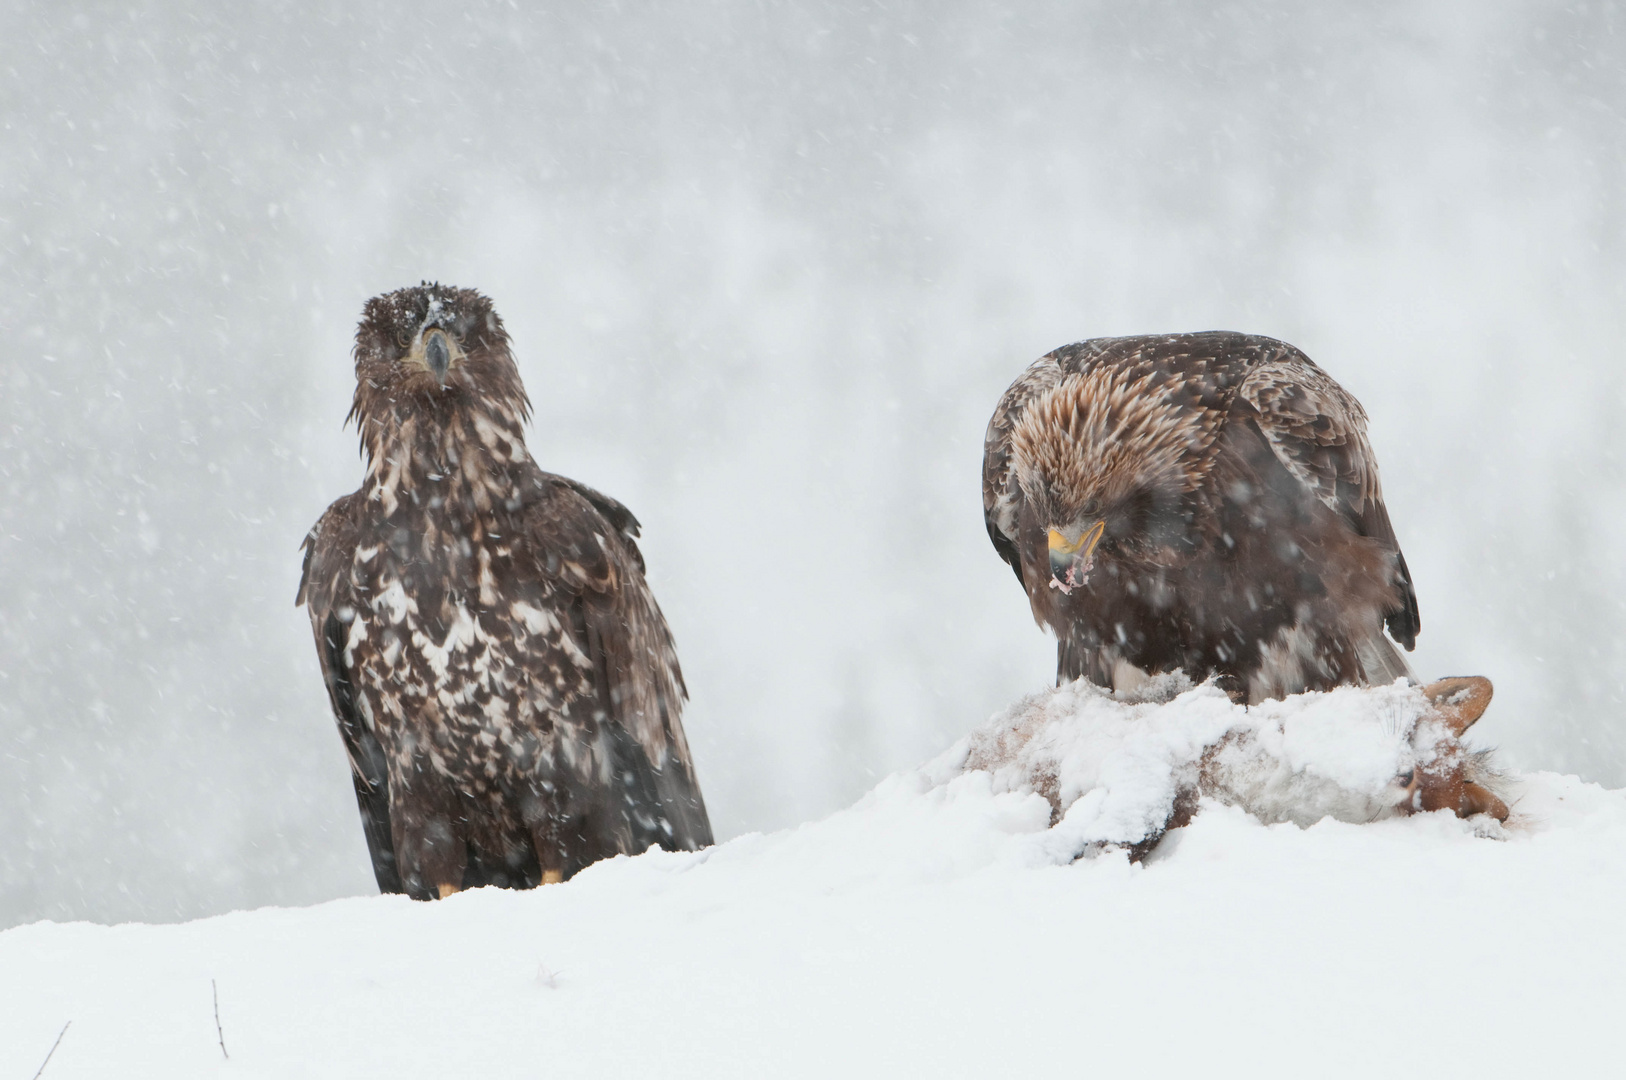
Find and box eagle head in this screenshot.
[347,283,532,462]
[1008,365,1210,596]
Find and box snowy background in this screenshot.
[3,0,1625,928]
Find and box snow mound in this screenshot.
[941,676,1500,861]
[3,684,1621,1078]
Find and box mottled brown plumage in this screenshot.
[983,332,1419,704]
[298,283,711,899]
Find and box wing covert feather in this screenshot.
[523,481,712,848]
[1237,354,1419,648]
[298,494,403,892]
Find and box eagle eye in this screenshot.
[394,328,411,349]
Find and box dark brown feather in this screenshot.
[984,331,1418,703]
[298,283,711,898]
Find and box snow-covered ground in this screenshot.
[6,684,1625,1078]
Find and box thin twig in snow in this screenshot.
[30,1021,70,1080]
[213,979,229,1060]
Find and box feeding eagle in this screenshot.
[298,283,712,900]
[983,331,1420,704]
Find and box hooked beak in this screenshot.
[1048,521,1105,594]
[423,328,452,387]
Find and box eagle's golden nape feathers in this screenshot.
[983,332,1421,706]
[299,282,712,900]
[1008,362,1218,519]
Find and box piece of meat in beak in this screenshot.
[1048,521,1105,594]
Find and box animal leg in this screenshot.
[528,826,570,885]
[514,786,571,886]
[390,776,469,901]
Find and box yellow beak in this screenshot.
[1048,521,1105,593]
[1048,521,1105,559]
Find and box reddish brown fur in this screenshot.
[1402,676,1509,821]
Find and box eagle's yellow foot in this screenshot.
[436,882,460,899]
[541,869,564,885]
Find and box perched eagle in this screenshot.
[983,332,1420,704]
[298,283,712,900]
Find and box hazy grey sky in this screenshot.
[3,0,1624,927]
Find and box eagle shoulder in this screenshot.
[523,473,644,595]
[519,475,709,846]
[1230,346,1420,649]
[542,473,647,573]
[521,476,692,750]
[1233,347,1382,529]
[296,491,366,614]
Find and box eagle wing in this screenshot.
[983,356,1065,588]
[523,476,713,851]
[296,493,403,893]
[1236,350,1420,649]
[298,476,711,892]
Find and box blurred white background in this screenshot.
[2,1,1623,927]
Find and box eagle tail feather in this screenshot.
[604,719,715,853]
[1356,631,1416,689]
